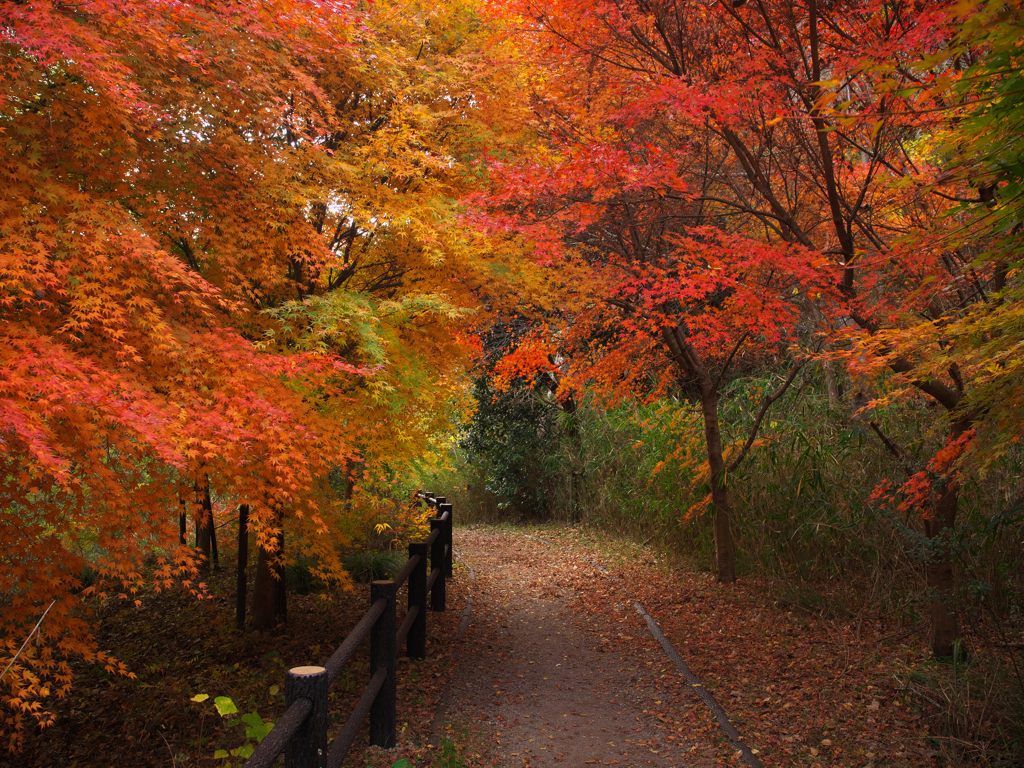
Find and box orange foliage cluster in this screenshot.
[872,430,977,518]
[489,332,556,393]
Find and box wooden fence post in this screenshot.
[408,542,427,659]
[439,502,453,578]
[430,518,446,612]
[284,665,328,768]
[369,580,397,748]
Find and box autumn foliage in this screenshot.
[465,0,1024,656]
[3,0,1024,759]
[0,0,519,747]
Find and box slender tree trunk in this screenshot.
[824,359,840,409]
[179,498,187,546]
[236,504,249,631]
[252,510,286,629]
[926,480,960,657]
[252,543,277,629]
[210,509,219,571]
[923,419,971,658]
[662,324,737,583]
[195,482,213,572]
[698,384,736,584]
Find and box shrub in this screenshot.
[342,550,407,583]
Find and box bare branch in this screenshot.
[726,355,809,473]
[867,421,915,477]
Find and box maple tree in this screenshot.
[471,0,850,584]
[0,0,523,745]
[470,0,1019,657]
[0,0,363,744]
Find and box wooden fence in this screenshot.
[245,491,454,768]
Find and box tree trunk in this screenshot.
[210,509,219,571]
[824,359,840,409]
[698,385,737,584]
[251,513,286,630]
[922,419,971,658]
[925,480,960,657]
[236,504,249,631]
[661,324,737,583]
[252,543,277,630]
[178,498,187,546]
[195,483,213,572]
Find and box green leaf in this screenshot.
[214,750,229,759]
[190,693,210,703]
[269,684,280,696]
[214,696,239,716]
[241,712,262,728]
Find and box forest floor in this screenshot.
[4,524,1009,767]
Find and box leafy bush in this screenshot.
[343,550,407,583]
[285,556,326,595]
[191,693,274,766]
[460,374,564,519]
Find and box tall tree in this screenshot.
[476,0,1005,656]
[474,0,836,582]
[1,0,537,741]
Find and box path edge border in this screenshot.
[634,602,764,768]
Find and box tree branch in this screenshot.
[867,421,915,477]
[726,355,809,473]
[711,331,749,393]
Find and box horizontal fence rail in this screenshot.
[246,491,455,768]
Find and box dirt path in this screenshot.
[435,528,718,767]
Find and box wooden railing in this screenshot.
[246,491,454,768]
